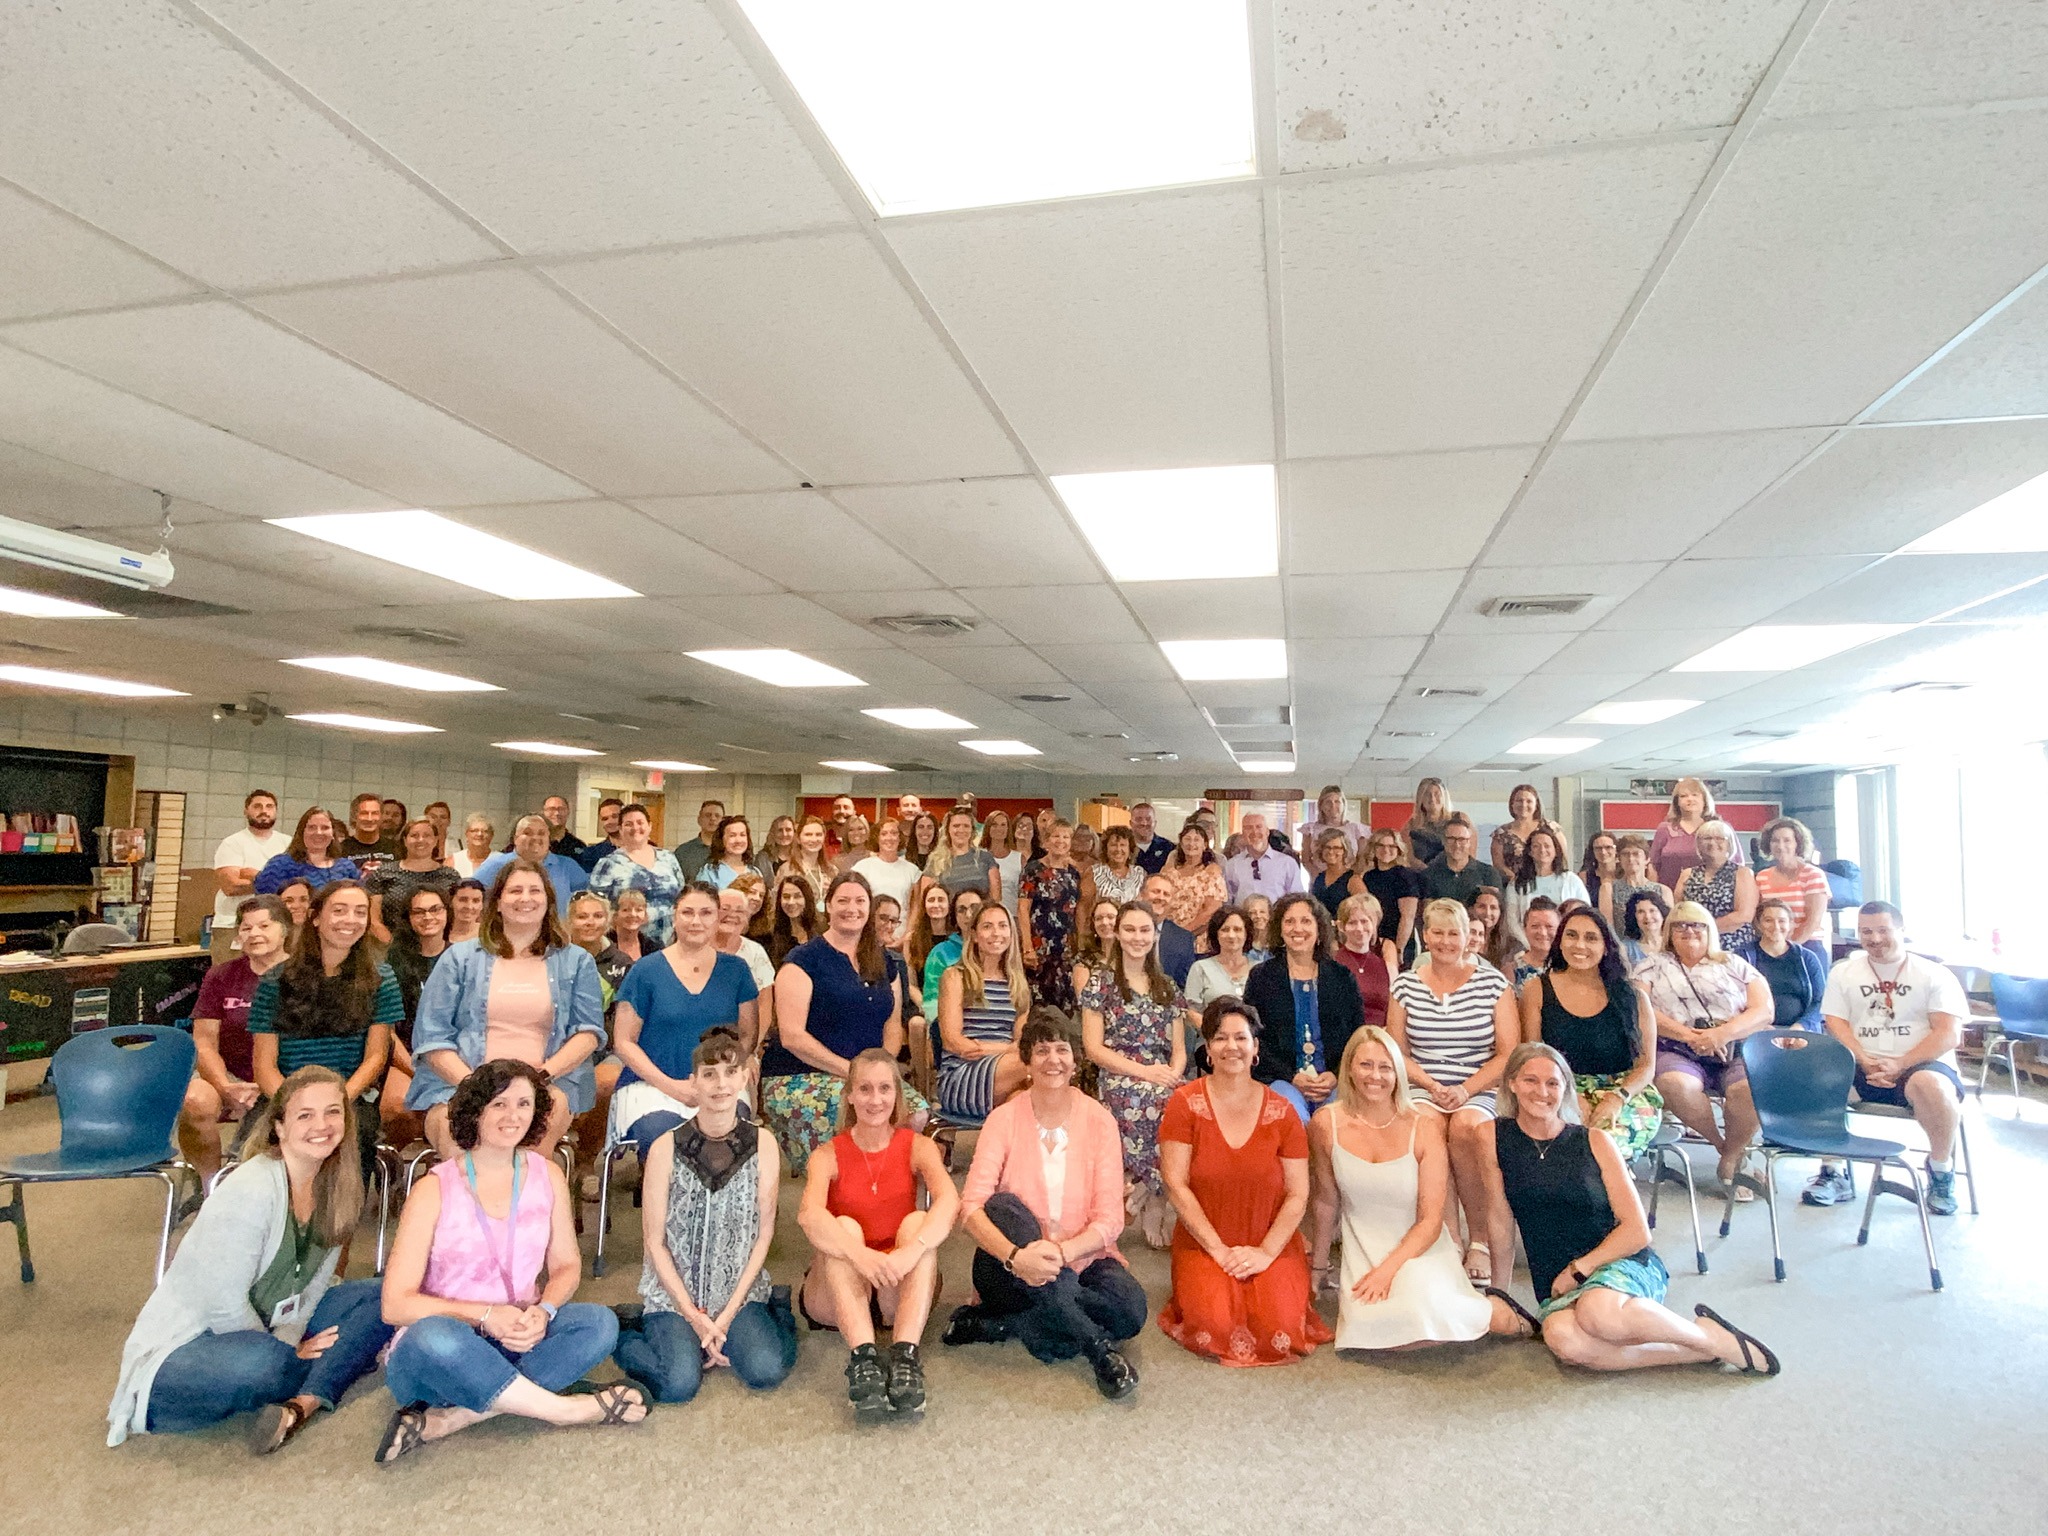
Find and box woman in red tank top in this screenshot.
[797,1049,959,1423]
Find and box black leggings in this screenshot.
[972,1193,1147,1363]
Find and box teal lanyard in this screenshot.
[460,1153,526,1302]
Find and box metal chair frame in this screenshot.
[1637,1116,1708,1274]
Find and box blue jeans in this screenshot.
[1268,1080,1313,1123]
[613,1305,796,1402]
[147,1279,392,1432]
[384,1303,617,1413]
[970,1194,1147,1364]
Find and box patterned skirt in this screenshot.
[1538,1249,1670,1320]
[1574,1074,1664,1162]
[760,1071,931,1177]
[1099,1070,1179,1194]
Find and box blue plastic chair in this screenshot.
[0,1026,198,1284]
[1732,1030,1942,1291]
[1981,975,2048,1108]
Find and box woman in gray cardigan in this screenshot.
[108,1066,393,1452]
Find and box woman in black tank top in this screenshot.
[1477,1043,1777,1376]
[1516,909,1663,1160]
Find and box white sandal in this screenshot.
[1464,1241,1491,1284]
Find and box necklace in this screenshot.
[1525,1122,1566,1160]
[1358,1108,1397,1129]
[850,1130,889,1194]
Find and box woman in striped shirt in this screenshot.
[1386,898,1519,1284]
[935,903,1032,1121]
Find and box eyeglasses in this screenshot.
[1669,921,1710,933]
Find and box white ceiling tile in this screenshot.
[1439,561,1665,635]
[1037,643,1179,683]
[196,0,850,252]
[1697,418,2048,557]
[1291,637,1427,676]
[1182,680,1292,711]
[1494,429,1832,561]
[0,185,198,321]
[684,593,895,653]
[252,270,793,497]
[1574,111,2048,438]
[1121,578,1285,641]
[451,501,777,601]
[1942,579,2048,624]
[548,234,1022,484]
[923,646,1070,690]
[0,347,395,518]
[1598,554,1872,630]
[0,438,236,530]
[1286,573,1457,639]
[1779,552,2048,625]
[1544,627,1738,675]
[2,302,586,506]
[633,491,941,594]
[1274,0,1803,171]
[146,517,472,607]
[799,589,1002,642]
[1415,631,1572,679]
[1768,0,2048,118]
[1286,447,1538,572]
[0,0,497,287]
[1280,141,1718,456]
[1874,276,2048,424]
[957,584,1148,647]
[887,187,1272,472]
[832,478,1097,587]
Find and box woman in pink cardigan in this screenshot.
[943,1007,1147,1400]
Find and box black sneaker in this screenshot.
[611,1303,645,1332]
[845,1344,890,1422]
[885,1340,926,1417]
[1088,1344,1138,1402]
[941,1304,993,1347]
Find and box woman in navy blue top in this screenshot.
[609,885,759,1156]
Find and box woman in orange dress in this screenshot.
[1157,997,1333,1366]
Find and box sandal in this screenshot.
[1463,1241,1491,1285]
[375,1402,428,1466]
[1483,1286,1542,1339]
[251,1397,314,1455]
[1694,1304,1781,1377]
[589,1381,652,1425]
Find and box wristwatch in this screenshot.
[539,1300,559,1320]
[1568,1264,1590,1287]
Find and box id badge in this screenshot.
[269,1292,304,1330]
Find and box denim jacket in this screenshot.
[405,939,607,1113]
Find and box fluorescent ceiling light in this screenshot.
[1903,469,2048,553]
[1673,624,1909,673]
[494,740,602,757]
[862,707,974,730]
[268,511,638,601]
[289,711,441,735]
[1509,736,1602,757]
[1051,465,1276,582]
[632,759,713,772]
[821,759,894,773]
[1160,638,1287,681]
[736,0,1256,216]
[961,739,1041,757]
[0,585,121,618]
[1573,699,1701,726]
[0,664,184,698]
[1238,759,1296,774]
[686,649,866,688]
[282,655,500,693]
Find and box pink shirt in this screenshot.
[421,1152,554,1305]
[961,1091,1126,1269]
[484,954,553,1067]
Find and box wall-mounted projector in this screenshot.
[0,514,175,591]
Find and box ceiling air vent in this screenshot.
[351,623,466,648]
[559,712,642,731]
[1127,751,1180,763]
[1482,594,1591,618]
[1017,692,1073,704]
[1383,729,1438,739]
[888,761,940,773]
[1733,729,1797,740]
[1232,740,1296,756]
[870,613,980,637]
[1414,685,1486,700]
[1068,730,1129,740]
[1204,705,1291,728]
[1474,761,1539,773]
[1890,681,1971,695]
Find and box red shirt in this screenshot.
[1333,945,1391,1028]
[826,1126,917,1249]
[194,956,263,1080]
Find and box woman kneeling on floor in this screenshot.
[614,1028,798,1402]
[1477,1043,1779,1377]
[109,1067,394,1452]
[377,1060,647,1462]
[798,1049,959,1420]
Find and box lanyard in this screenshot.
[461,1153,527,1304]
[284,1210,316,1290]
[1678,962,1718,1024]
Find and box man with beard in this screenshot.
[210,789,291,957]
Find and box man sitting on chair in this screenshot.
[1805,901,1968,1216]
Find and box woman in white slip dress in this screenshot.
[1308,1026,1538,1350]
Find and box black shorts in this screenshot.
[1852,1059,1962,1109]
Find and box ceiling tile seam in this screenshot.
[1754,94,2048,140]
[1274,127,1729,193]
[701,0,1224,758]
[1362,0,1834,776]
[1854,412,2048,432]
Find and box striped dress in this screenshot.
[1392,961,1510,1113]
[938,974,1016,1121]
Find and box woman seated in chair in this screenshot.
[377,1060,647,1461]
[935,901,1033,1122]
[613,1029,797,1403]
[108,1066,394,1452]
[798,1050,958,1420]
[406,861,606,1162]
[1519,908,1663,1161]
[1476,1043,1779,1377]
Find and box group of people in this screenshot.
[118,772,1977,1456]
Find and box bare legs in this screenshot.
[1444,1108,1494,1279]
[1656,1071,1757,1186]
[177,1078,228,1185]
[1904,1071,1959,1162]
[801,1212,939,1349]
[1540,1290,1751,1372]
[420,1376,646,1443]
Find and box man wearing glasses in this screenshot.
[1419,813,1502,905]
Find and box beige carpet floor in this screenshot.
[3,1091,2043,1536]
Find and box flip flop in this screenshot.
[589,1381,652,1425]
[375,1402,428,1466]
[1482,1286,1541,1338]
[251,1397,314,1455]
[1694,1304,1781,1376]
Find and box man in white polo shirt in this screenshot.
[1805,901,1969,1215]
[210,789,289,957]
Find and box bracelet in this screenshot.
[479,1305,494,1331]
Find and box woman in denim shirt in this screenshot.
[407,860,606,1160]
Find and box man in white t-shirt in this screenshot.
[211,790,290,956]
[1805,901,1969,1215]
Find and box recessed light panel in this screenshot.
[632,759,713,772]
[1159,638,1287,681]
[1509,736,1602,757]
[269,511,638,600]
[0,586,120,618]
[686,649,867,688]
[961,739,1041,757]
[821,759,895,773]
[282,655,501,693]
[289,712,442,735]
[1673,624,1909,673]
[1573,699,1701,726]
[1238,759,1296,774]
[1052,465,1276,582]
[494,741,603,757]
[0,664,184,698]
[1903,469,2048,553]
[862,707,975,730]
[736,0,1256,216]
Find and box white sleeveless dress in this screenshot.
[1331,1111,1492,1349]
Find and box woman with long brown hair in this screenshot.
[1080,899,1191,1247]
[254,805,361,895]
[766,872,816,967]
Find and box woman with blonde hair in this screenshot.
[923,806,1000,907]
[1675,818,1759,954]
[1651,777,1745,891]
[936,902,1033,1120]
[1307,1028,1535,1350]
[755,816,797,885]
[1359,828,1423,965]
[1405,778,1454,868]
[1333,894,1398,1028]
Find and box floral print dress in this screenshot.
[1078,970,1188,1195]
[1021,859,1082,1012]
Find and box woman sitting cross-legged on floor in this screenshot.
[798,1050,959,1421]
[108,1067,395,1452]
[945,1007,1148,1401]
[376,1060,648,1462]
[1477,1043,1779,1377]
[613,1028,798,1403]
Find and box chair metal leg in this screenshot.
[593,1140,626,1279]
[1958,1114,1978,1214]
[373,1148,399,1275]
[1898,1159,1942,1291]
[153,1167,182,1283]
[1674,1147,1707,1275]
[1762,1152,1785,1283]
[1,1179,30,1283]
[1975,1032,2000,1097]
[556,1136,576,1186]
[2004,1041,2024,1113]
[404,1145,438,1196]
[1856,1157,1883,1246]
